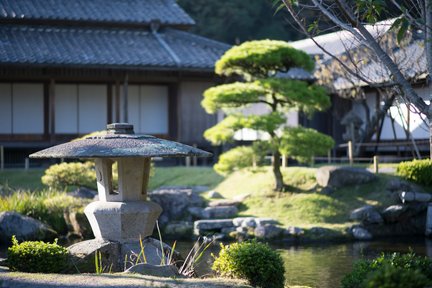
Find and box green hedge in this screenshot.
[396,159,432,186]
[7,236,70,273]
[341,252,432,288]
[212,241,285,288]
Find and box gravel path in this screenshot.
[0,267,250,288]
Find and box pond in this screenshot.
[176,237,432,288]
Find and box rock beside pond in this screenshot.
[316,166,376,188]
[0,211,57,243]
[351,226,372,240]
[350,205,383,224]
[382,203,427,223]
[149,186,205,226]
[203,206,238,219]
[254,224,284,239]
[68,237,177,273]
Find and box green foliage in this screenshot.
[202,82,267,114]
[7,236,69,273]
[215,40,314,79]
[280,127,335,164]
[42,161,97,190]
[396,159,432,186]
[212,240,285,288]
[214,146,258,176]
[177,0,303,44]
[340,260,374,288]
[257,79,330,114]
[204,113,286,145]
[363,265,429,288]
[341,252,432,288]
[0,189,87,233]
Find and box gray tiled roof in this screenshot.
[0,0,194,26]
[0,25,229,71]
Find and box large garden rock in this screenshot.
[0,211,57,243]
[254,224,284,239]
[399,192,432,203]
[68,237,177,273]
[316,166,376,188]
[350,205,383,224]
[351,226,372,240]
[202,206,238,219]
[194,219,234,235]
[386,179,424,193]
[68,239,121,272]
[382,203,428,223]
[149,186,205,226]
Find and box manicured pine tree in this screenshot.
[202,40,334,191]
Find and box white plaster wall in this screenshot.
[78,85,107,133]
[126,85,140,132]
[0,84,12,133]
[140,85,168,134]
[55,84,78,133]
[12,83,44,134]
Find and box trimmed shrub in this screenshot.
[396,159,432,186]
[214,146,257,176]
[341,252,432,288]
[363,265,429,288]
[212,240,285,288]
[42,161,97,190]
[7,236,70,273]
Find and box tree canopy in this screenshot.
[202,40,334,191]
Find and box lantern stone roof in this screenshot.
[0,0,195,28]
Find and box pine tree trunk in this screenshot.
[273,150,284,191]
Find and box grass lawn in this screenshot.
[0,166,223,192]
[214,166,398,233]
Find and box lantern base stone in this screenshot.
[84,201,162,243]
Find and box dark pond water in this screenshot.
[1,237,431,288]
[175,237,432,288]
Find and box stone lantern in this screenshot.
[30,123,211,270]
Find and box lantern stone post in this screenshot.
[30,123,211,271]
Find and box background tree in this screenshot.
[202,40,334,191]
[177,0,306,44]
[280,0,432,158]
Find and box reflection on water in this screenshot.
[177,237,432,288]
[1,237,431,288]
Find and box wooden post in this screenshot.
[373,156,379,174]
[24,158,29,170]
[252,154,257,168]
[327,150,331,164]
[0,146,4,171]
[122,74,129,123]
[348,141,354,166]
[192,144,198,166]
[282,154,287,168]
[185,156,191,167]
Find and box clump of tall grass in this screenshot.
[0,187,88,233]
